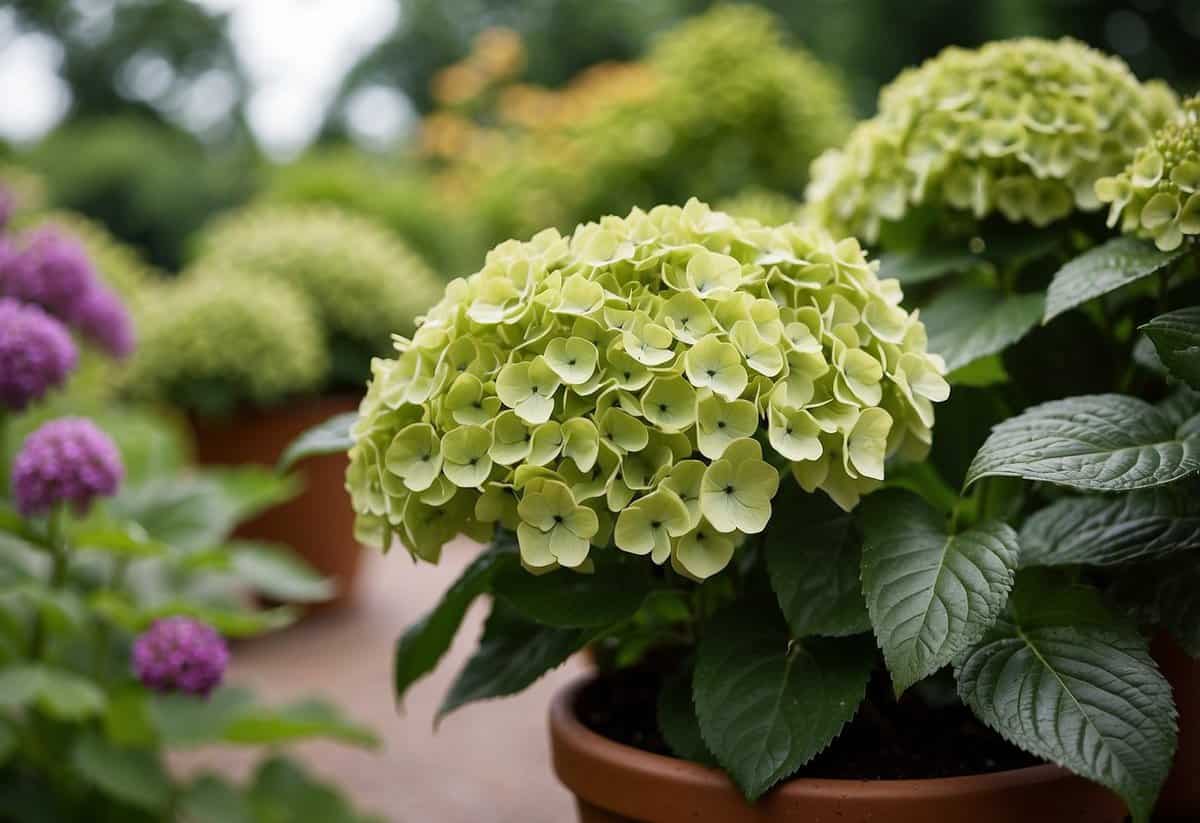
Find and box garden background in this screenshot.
[2,1,1199,821]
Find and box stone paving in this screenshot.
[174,538,585,822]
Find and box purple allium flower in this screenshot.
[132,617,229,696]
[11,418,124,517]
[0,298,78,411]
[0,227,100,324]
[75,285,135,358]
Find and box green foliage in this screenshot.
[922,286,1045,374]
[1044,236,1185,322]
[122,273,328,416]
[956,577,1177,823]
[278,411,356,471]
[1142,306,1200,389]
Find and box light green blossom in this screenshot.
[807,39,1178,242]
[347,200,945,577]
[1096,95,1200,251]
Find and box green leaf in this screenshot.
[1020,488,1200,567]
[179,775,254,823]
[657,668,715,766]
[0,665,46,710]
[71,733,171,812]
[394,543,512,704]
[492,556,650,628]
[151,688,255,747]
[956,582,1177,823]
[90,591,297,637]
[1142,307,1200,390]
[249,756,382,823]
[922,286,1045,372]
[113,476,239,552]
[278,412,357,471]
[876,249,978,286]
[208,467,300,523]
[860,490,1019,694]
[103,687,158,748]
[228,542,333,603]
[437,600,590,722]
[1044,236,1185,322]
[0,720,16,766]
[1108,555,1200,657]
[221,699,378,748]
[693,606,872,801]
[71,521,168,558]
[0,665,108,721]
[765,489,869,637]
[966,394,1200,492]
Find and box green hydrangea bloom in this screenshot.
[347,200,946,580]
[123,272,327,416]
[1096,95,1200,251]
[806,39,1178,243]
[196,205,444,347]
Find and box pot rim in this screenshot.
[550,673,1079,803]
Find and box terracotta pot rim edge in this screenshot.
[550,673,1080,802]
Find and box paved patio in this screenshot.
[174,538,585,822]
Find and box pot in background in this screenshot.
[1154,633,1200,818]
[191,395,363,610]
[549,676,1126,823]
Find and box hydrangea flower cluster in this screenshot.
[196,205,444,345]
[1096,95,1200,251]
[11,417,124,516]
[0,226,135,358]
[124,273,327,413]
[132,617,229,697]
[347,201,947,579]
[0,298,78,411]
[806,39,1178,243]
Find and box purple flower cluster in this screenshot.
[0,298,78,411]
[0,226,134,358]
[10,418,124,516]
[132,617,229,696]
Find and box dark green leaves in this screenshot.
[1142,307,1200,390]
[1044,236,1185,322]
[437,600,590,721]
[394,546,511,703]
[956,582,1176,823]
[0,664,106,720]
[693,607,871,800]
[278,412,357,471]
[860,491,1018,694]
[492,556,651,628]
[876,249,978,286]
[966,394,1200,491]
[657,669,714,765]
[922,286,1045,373]
[765,491,869,637]
[71,734,171,813]
[1020,488,1200,567]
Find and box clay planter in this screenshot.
[549,676,1126,823]
[1154,633,1200,818]
[190,395,363,610]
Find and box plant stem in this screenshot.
[93,557,129,682]
[30,508,69,660]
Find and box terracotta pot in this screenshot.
[190,396,363,610]
[549,676,1126,823]
[1155,633,1200,818]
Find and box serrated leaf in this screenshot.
[437,600,589,722]
[922,286,1045,372]
[1142,307,1200,390]
[860,490,1019,694]
[956,585,1177,823]
[1020,488,1200,567]
[657,668,715,765]
[492,556,651,628]
[1044,236,1185,322]
[765,489,869,637]
[394,543,512,703]
[693,606,872,800]
[966,394,1200,491]
[278,412,357,471]
[71,733,171,812]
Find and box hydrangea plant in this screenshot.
[124,273,328,417]
[346,200,946,576]
[1096,95,1200,251]
[195,205,444,350]
[806,38,1177,243]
